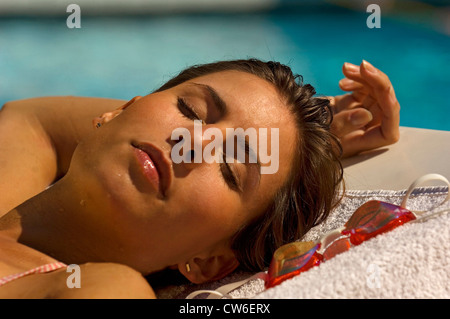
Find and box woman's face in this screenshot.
[67,70,298,278]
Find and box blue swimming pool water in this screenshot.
[1,5,449,130]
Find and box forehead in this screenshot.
[183,70,291,128]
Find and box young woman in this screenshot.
[0,59,400,298]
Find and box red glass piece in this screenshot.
[343,200,416,245]
[264,200,417,289]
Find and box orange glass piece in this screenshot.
[265,242,322,288]
[322,237,351,260]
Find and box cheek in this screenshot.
[171,170,243,234]
[128,95,181,128]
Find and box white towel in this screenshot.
[156,186,450,299]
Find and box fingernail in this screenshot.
[344,62,359,72]
[339,78,354,87]
[351,110,373,126]
[362,60,377,73]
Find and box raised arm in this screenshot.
[0,96,126,215]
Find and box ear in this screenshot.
[92,96,142,128]
[178,250,240,284]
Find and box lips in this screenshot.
[132,142,172,197]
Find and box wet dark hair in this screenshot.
[155,59,344,271]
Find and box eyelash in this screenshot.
[220,152,241,193]
[177,97,240,192]
[177,97,200,121]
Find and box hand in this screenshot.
[329,60,400,158]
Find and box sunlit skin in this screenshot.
[0,60,400,298]
[0,71,298,289]
[67,71,298,278]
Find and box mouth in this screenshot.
[132,142,172,197]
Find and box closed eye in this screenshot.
[178,97,240,193]
[177,97,201,121]
[220,151,242,193]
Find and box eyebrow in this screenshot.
[190,82,227,118]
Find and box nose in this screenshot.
[169,121,227,169]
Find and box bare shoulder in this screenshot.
[54,262,156,299]
[3,96,126,112]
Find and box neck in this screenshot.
[0,177,111,265]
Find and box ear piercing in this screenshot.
[186,263,191,273]
[93,118,102,129]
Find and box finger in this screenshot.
[341,63,372,102]
[331,108,373,137]
[333,93,361,113]
[339,78,367,92]
[359,60,400,143]
[360,60,399,112]
[342,63,384,104]
[361,94,380,116]
[340,124,399,158]
[361,95,382,126]
[350,90,367,103]
[342,63,369,86]
[342,62,360,75]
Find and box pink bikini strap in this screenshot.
[0,262,67,287]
